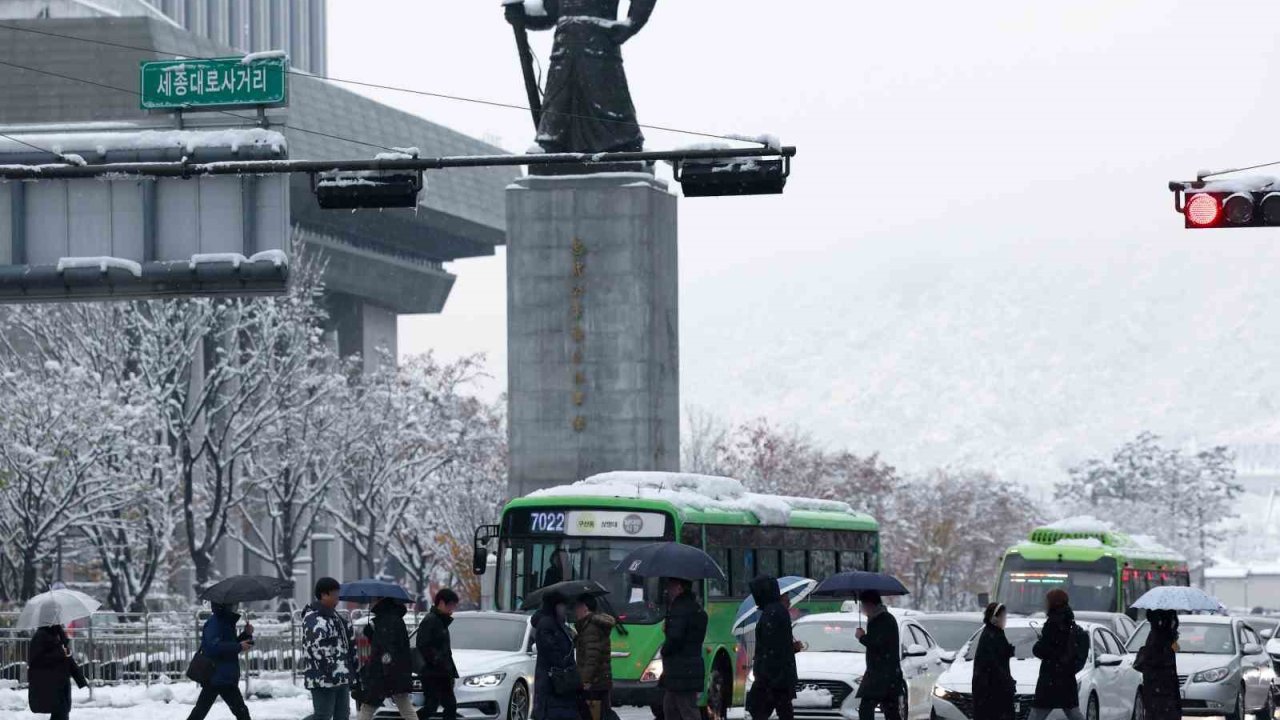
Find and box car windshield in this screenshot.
[794,622,868,653]
[916,618,982,650]
[450,616,527,652]
[1126,622,1236,655]
[963,627,1039,662]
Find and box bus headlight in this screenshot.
[641,657,664,683]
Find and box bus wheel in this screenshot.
[702,661,730,720]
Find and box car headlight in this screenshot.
[1191,667,1231,684]
[462,673,506,688]
[933,685,954,699]
[641,657,663,683]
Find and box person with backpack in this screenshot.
[357,597,416,720]
[1029,589,1087,720]
[186,603,254,720]
[416,588,461,720]
[972,603,1016,720]
[302,577,357,720]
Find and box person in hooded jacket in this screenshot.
[854,590,903,720]
[972,602,1016,720]
[747,576,801,720]
[356,598,416,720]
[573,594,617,720]
[27,623,86,720]
[1028,590,1086,720]
[1133,610,1181,720]
[533,593,580,720]
[660,578,708,720]
[187,603,254,720]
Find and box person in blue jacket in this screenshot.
[186,602,254,720]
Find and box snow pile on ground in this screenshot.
[794,685,833,708]
[531,471,856,525]
[0,677,312,719]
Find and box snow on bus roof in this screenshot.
[1029,516,1184,560]
[528,471,858,526]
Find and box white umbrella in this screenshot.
[16,589,101,629]
[1130,585,1220,613]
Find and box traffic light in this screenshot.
[1172,185,1280,228]
[674,157,789,197]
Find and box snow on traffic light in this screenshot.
[1170,178,1280,228]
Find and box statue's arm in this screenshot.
[525,0,559,31]
[626,0,656,35]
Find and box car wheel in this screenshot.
[508,680,530,720]
[1228,687,1246,720]
[701,663,729,720]
[1086,694,1100,720]
[1255,692,1275,720]
[1131,691,1145,720]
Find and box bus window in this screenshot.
[682,523,703,547]
[707,545,729,598]
[811,550,836,580]
[995,555,1119,614]
[837,550,863,573]
[731,548,754,598]
[782,550,806,578]
[758,550,780,579]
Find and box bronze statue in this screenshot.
[505,0,656,156]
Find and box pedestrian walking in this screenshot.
[357,597,416,720]
[573,594,616,720]
[303,577,358,720]
[1133,610,1181,720]
[972,602,1016,720]
[746,576,801,720]
[854,590,904,720]
[660,578,708,720]
[532,594,580,720]
[186,603,254,720]
[27,624,86,720]
[1028,590,1088,720]
[417,588,461,720]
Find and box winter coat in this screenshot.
[303,602,357,689]
[202,606,250,687]
[27,625,83,714]
[532,607,579,720]
[972,623,1016,720]
[660,592,708,693]
[856,605,903,701]
[574,612,616,690]
[749,576,797,695]
[416,607,459,680]
[1031,607,1081,710]
[362,599,414,701]
[1134,625,1181,720]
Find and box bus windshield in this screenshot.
[497,536,666,624]
[995,555,1118,614]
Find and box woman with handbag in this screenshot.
[28,624,86,720]
[532,594,581,720]
[186,602,254,720]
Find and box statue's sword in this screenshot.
[503,0,544,129]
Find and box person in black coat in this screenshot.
[1133,610,1181,720]
[187,603,254,720]
[532,594,580,720]
[416,588,461,720]
[747,576,800,720]
[27,624,86,720]
[972,603,1016,720]
[1028,590,1086,720]
[660,578,708,720]
[854,590,903,720]
[356,598,416,720]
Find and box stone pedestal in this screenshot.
[506,173,679,497]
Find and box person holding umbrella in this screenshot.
[531,593,580,720]
[854,590,903,720]
[19,588,95,720]
[1133,610,1181,720]
[972,603,1015,720]
[186,602,255,720]
[660,578,708,720]
[357,596,417,720]
[746,575,802,720]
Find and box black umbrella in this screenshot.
[520,579,610,611]
[200,575,294,604]
[811,571,909,598]
[613,542,727,582]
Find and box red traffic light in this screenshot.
[1186,193,1221,227]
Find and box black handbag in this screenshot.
[550,665,581,697]
[186,648,215,686]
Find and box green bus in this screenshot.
[473,472,880,719]
[993,522,1191,618]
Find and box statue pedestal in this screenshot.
[506,172,679,497]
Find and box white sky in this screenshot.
[327,1,1280,484]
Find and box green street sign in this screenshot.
[140,56,288,111]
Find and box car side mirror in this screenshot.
[1243,643,1264,656]
[472,547,488,576]
[1262,629,1274,640]
[1096,653,1123,667]
[904,644,927,658]
[940,650,957,664]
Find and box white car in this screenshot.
[782,609,946,720]
[931,618,1141,720]
[375,611,535,720]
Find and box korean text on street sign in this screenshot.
[140,56,287,111]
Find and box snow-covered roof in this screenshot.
[1042,516,1113,534]
[1206,563,1280,579]
[1020,516,1185,562]
[527,471,865,526]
